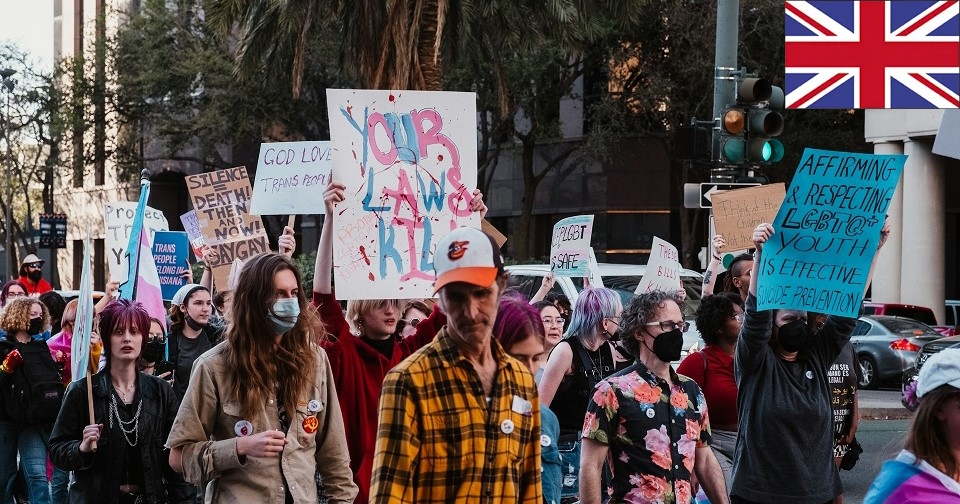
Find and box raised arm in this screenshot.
[530,272,555,303]
[701,235,725,297]
[278,225,296,259]
[735,224,775,377]
[314,182,345,295]
[94,280,119,314]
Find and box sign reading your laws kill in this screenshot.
[757,148,906,318]
[326,89,479,299]
[712,184,786,253]
[185,166,268,289]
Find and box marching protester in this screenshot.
[166,283,223,400]
[0,280,27,311]
[370,227,542,503]
[138,318,173,384]
[40,291,67,337]
[48,299,193,504]
[398,300,431,339]
[865,348,960,502]
[533,300,565,358]
[829,319,862,504]
[166,252,357,503]
[579,289,728,504]
[538,286,630,500]
[492,295,562,504]
[677,291,743,492]
[730,221,888,504]
[18,254,53,295]
[0,297,61,504]
[313,181,485,502]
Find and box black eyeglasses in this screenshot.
[397,318,421,332]
[644,320,690,333]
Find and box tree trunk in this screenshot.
[513,138,537,260]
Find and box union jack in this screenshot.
[785,1,959,109]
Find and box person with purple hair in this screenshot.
[493,295,562,504]
[49,299,193,504]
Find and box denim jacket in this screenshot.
[48,369,195,504]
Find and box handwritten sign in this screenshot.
[250,140,333,215]
[587,247,604,288]
[103,202,169,284]
[757,148,906,317]
[185,166,268,290]
[152,231,189,301]
[326,89,479,299]
[550,215,594,277]
[179,210,207,260]
[636,237,681,294]
[712,184,786,252]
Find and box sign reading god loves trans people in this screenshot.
[636,237,681,294]
[185,166,269,290]
[550,215,594,277]
[151,231,189,301]
[250,140,333,215]
[757,148,906,318]
[326,89,480,299]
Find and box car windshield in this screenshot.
[875,317,940,336]
[571,276,702,319]
[881,307,937,326]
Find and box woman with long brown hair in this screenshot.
[166,252,357,503]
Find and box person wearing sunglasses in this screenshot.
[729,221,889,504]
[398,300,430,339]
[17,254,52,295]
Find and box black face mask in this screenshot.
[142,338,165,363]
[185,315,206,331]
[27,317,44,336]
[649,328,684,363]
[778,319,808,353]
[27,270,42,283]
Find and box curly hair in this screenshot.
[620,290,684,357]
[0,296,51,336]
[695,292,741,345]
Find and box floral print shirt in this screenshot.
[582,361,711,504]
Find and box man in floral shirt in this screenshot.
[579,290,729,504]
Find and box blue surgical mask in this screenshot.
[268,298,301,334]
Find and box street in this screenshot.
[840,388,910,504]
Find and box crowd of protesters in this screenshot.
[1,176,957,504]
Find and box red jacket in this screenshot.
[313,291,445,503]
[18,276,52,295]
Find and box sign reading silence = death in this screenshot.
[250,140,333,215]
[757,148,906,318]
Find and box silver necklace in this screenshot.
[109,392,142,447]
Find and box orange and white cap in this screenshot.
[433,227,503,294]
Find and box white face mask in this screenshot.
[268,298,301,334]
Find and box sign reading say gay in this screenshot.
[326,89,479,299]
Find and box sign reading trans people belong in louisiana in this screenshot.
[757,148,906,317]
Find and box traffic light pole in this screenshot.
[711,0,739,184]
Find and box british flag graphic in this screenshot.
[785,1,960,109]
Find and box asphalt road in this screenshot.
[840,387,909,504]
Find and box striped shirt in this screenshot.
[370,328,542,504]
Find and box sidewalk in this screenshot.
[858,389,912,420]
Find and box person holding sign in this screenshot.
[730,221,889,504]
[166,252,357,503]
[312,181,486,503]
[166,284,223,401]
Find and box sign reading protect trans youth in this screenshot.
[757,148,906,318]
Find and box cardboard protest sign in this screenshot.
[179,210,207,260]
[712,184,786,252]
[104,202,169,284]
[185,167,268,290]
[250,141,333,215]
[550,215,594,277]
[152,231,190,301]
[757,148,906,317]
[481,219,507,248]
[326,89,479,299]
[636,237,681,294]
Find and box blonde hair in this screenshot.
[61,299,80,332]
[0,297,51,335]
[905,385,960,479]
[345,299,401,336]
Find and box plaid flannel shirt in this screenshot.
[370,328,542,504]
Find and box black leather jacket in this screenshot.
[48,369,195,504]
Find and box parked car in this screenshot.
[945,300,960,334]
[901,334,960,408]
[851,315,943,389]
[862,301,954,336]
[504,263,704,360]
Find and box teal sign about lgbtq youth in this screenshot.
[757,148,906,318]
[152,231,190,301]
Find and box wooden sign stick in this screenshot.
[86,368,97,451]
[287,215,296,229]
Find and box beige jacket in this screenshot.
[166,343,357,503]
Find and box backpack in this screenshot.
[0,340,65,424]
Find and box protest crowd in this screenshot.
[0,117,956,504]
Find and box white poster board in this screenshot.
[326,89,479,299]
[250,141,333,215]
[636,236,681,294]
[104,202,169,284]
[549,215,594,277]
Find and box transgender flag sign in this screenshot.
[785,1,959,109]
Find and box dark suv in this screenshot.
[862,302,953,336]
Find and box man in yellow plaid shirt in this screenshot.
[371,227,542,503]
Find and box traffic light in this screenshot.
[719,77,785,165]
[718,106,747,164]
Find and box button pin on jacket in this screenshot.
[500,419,515,434]
[235,420,254,437]
[307,399,321,413]
[303,416,319,434]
